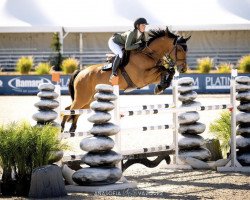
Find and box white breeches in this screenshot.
[108,37,123,58]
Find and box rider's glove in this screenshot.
[137,41,146,51]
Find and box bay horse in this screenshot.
[61,27,191,132]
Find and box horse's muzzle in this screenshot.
[177,65,187,73]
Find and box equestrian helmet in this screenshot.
[134,18,148,28]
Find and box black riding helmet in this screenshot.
[134,18,148,29]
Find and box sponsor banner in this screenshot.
[0,75,70,95]
[0,74,249,95]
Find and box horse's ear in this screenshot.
[184,35,191,42]
[166,26,178,39]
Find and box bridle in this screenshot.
[165,42,187,70]
[140,39,187,72]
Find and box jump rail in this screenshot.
[120,104,232,117]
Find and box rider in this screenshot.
[108,17,148,83]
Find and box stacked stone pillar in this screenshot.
[177,77,211,162]
[33,83,59,126]
[235,76,250,166]
[72,84,123,186]
[30,83,66,198]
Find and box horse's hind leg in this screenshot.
[69,102,91,132]
[61,105,71,132]
[68,99,92,133]
[69,114,80,133]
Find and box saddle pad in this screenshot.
[102,63,112,71]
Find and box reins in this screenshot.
[139,45,159,65]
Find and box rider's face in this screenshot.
[138,24,146,32]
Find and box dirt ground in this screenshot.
[1,166,250,200]
[64,167,250,200]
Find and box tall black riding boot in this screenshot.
[109,55,121,83]
[111,55,121,76]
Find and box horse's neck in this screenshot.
[149,38,174,59]
[124,53,161,87]
[122,38,174,87]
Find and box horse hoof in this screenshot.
[154,86,164,95]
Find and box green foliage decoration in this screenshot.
[0,121,68,196]
[217,63,232,73]
[238,55,250,73]
[197,57,213,73]
[61,57,79,74]
[16,56,33,74]
[209,111,231,158]
[35,62,51,75]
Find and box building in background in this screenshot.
[0,0,250,70]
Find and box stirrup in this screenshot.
[109,75,119,85]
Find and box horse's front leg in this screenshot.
[154,67,175,94]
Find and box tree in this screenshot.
[50,33,63,71]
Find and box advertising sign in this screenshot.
[0,73,249,95]
[0,75,70,95]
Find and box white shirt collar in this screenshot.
[137,30,142,39]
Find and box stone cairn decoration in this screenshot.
[235,76,250,166]
[33,83,59,126]
[177,77,211,168]
[72,84,123,186]
[30,83,66,198]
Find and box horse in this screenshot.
[61,27,191,132]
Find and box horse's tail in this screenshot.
[68,69,81,100]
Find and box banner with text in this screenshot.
[0,74,249,95]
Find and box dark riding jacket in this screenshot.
[112,29,148,51]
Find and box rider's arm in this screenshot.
[125,31,141,51]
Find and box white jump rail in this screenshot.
[61,109,92,115]
[120,104,232,117]
[61,131,90,139]
[120,103,174,111]
[61,124,174,139]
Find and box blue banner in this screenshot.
[0,73,249,95]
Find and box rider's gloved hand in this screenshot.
[137,41,146,51]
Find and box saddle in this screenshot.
[102,51,138,92]
[102,51,130,71]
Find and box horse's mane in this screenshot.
[147,27,178,46]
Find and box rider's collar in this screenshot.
[137,30,142,39]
